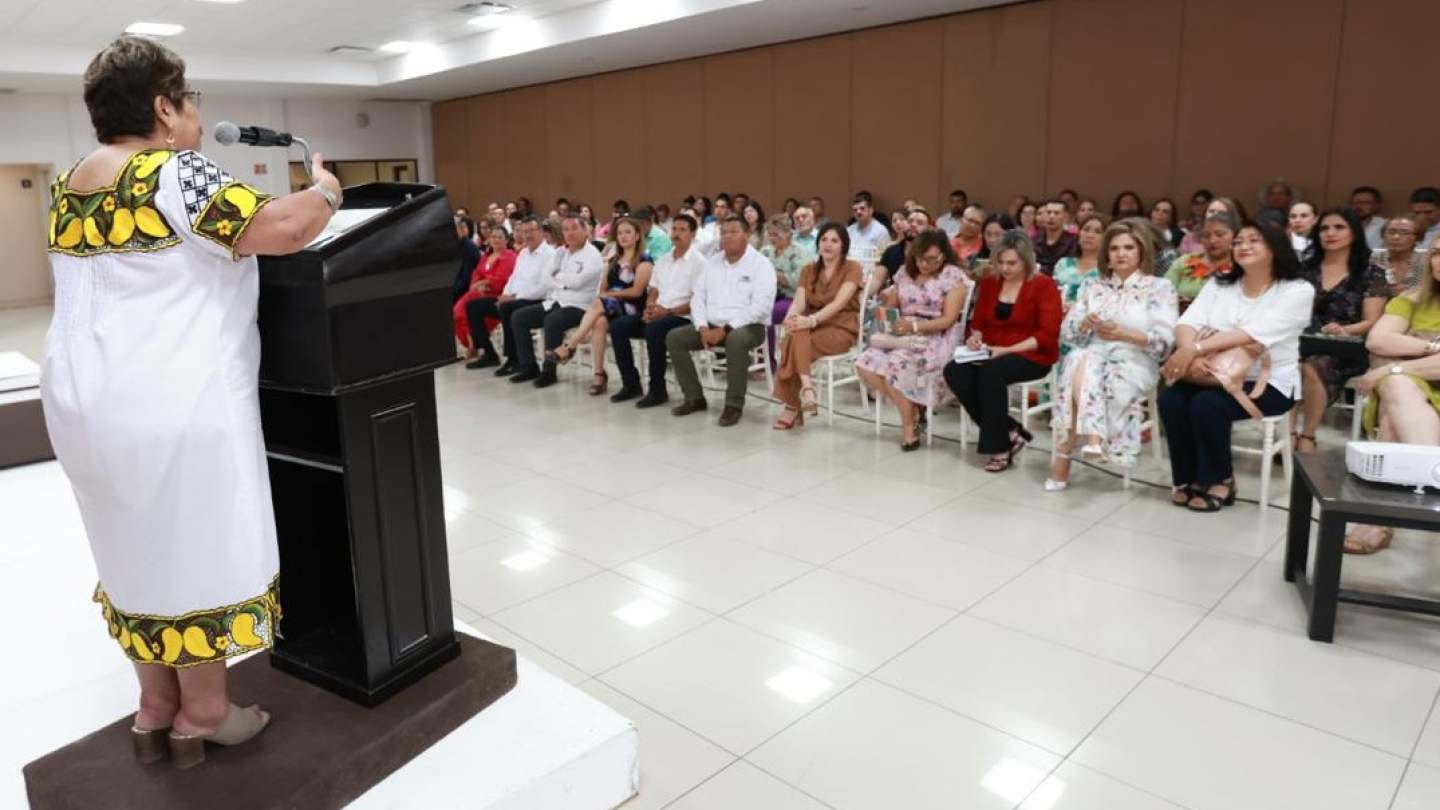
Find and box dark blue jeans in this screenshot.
[1158,381,1293,487]
[609,314,689,393]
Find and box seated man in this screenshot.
[846,192,890,256]
[508,214,605,387]
[665,216,778,426]
[792,205,820,255]
[611,213,707,406]
[950,204,986,266]
[489,217,555,377]
[636,205,673,259]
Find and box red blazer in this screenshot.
[968,272,1062,366]
[471,249,516,293]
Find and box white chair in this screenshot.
[818,283,873,424]
[696,340,773,392]
[1230,412,1293,512]
[1341,377,1366,440]
[1012,367,1056,432]
[532,328,592,378]
[1051,382,1162,488]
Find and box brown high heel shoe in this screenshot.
[132,726,169,764]
[588,370,608,396]
[168,703,271,769]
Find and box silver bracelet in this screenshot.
[310,183,341,211]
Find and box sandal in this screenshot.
[546,344,574,365]
[1171,485,1195,507]
[800,386,819,416]
[1187,479,1237,512]
[1044,454,1071,492]
[168,703,270,769]
[901,422,921,452]
[1343,525,1394,555]
[984,454,1012,473]
[773,408,804,430]
[588,370,608,396]
[1295,433,1317,453]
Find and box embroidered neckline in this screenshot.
[49,149,179,257]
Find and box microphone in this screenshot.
[214,121,294,148]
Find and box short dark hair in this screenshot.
[1410,187,1440,206]
[1350,186,1382,201]
[555,197,570,206]
[716,193,733,205]
[457,216,477,239]
[613,199,630,211]
[853,191,874,206]
[634,206,655,222]
[721,213,749,233]
[656,203,671,215]
[949,189,968,200]
[1111,190,1144,217]
[519,214,542,227]
[1216,220,1302,284]
[904,229,959,278]
[83,36,189,144]
[673,213,698,233]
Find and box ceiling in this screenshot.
[0,0,1015,100]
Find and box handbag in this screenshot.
[1181,343,1271,420]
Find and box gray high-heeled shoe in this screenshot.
[168,703,270,769]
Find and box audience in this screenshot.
[936,189,969,238]
[944,231,1062,472]
[1017,201,1038,236]
[1257,179,1296,230]
[1075,198,1099,222]
[1411,187,1440,250]
[548,217,655,396]
[1053,213,1106,305]
[1371,214,1427,294]
[493,217,558,377]
[772,223,864,429]
[612,214,706,409]
[1177,195,1246,254]
[1047,220,1178,490]
[655,203,673,232]
[1158,221,1312,512]
[880,208,931,283]
[638,206,673,258]
[1182,188,1214,232]
[763,214,815,368]
[781,197,800,220]
[857,230,972,449]
[1149,198,1184,247]
[1033,199,1080,277]
[694,195,713,224]
[508,215,605,387]
[971,213,1016,274]
[1165,211,1237,311]
[695,195,731,256]
[949,205,986,267]
[847,192,889,255]
[792,206,820,254]
[665,216,777,426]
[455,224,517,368]
[452,215,482,303]
[1350,186,1386,249]
[743,200,768,249]
[808,195,829,226]
[1007,195,1030,222]
[1347,249,1440,552]
[1111,191,1144,219]
[1288,201,1317,257]
[1294,208,1385,452]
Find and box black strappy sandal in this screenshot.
[1171,485,1195,507]
[1187,479,1237,513]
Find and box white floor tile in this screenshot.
[1019,762,1184,810]
[711,498,897,565]
[490,572,713,675]
[827,528,1029,611]
[579,680,735,810]
[906,493,1089,562]
[543,452,693,500]
[523,500,700,567]
[443,506,522,554]
[1099,486,1287,557]
[626,473,784,529]
[460,616,589,685]
[875,616,1144,755]
[799,469,960,524]
[972,465,1137,524]
[1417,701,1440,768]
[1042,525,1256,608]
[617,532,812,613]
[709,447,850,496]
[727,569,955,672]
[448,535,600,615]
[749,679,1060,810]
[667,760,829,810]
[1394,762,1440,810]
[464,474,610,532]
[1156,614,1440,756]
[601,620,859,755]
[1074,678,1405,810]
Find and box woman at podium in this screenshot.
[40,36,341,767]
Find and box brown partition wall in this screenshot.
[434,0,1440,219]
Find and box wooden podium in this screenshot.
[256,182,472,706]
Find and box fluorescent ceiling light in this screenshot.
[379,40,419,54]
[126,22,185,36]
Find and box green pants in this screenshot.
[666,323,766,409]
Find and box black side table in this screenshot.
[1284,450,1440,641]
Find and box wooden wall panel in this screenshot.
[771,35,852,221]
[464,95,501,209]
[431,99,469,210]
[543,78,595,212]
[1328,0,1440,207]
[643,60,706,211]
[850,20,945,214]
[1172,0,1344,211]
[589,69,648,212]
[939,2,1052,211]
[1045,0,1182,209]
[495,87,548,206]
[702,49,776,211]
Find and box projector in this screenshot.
[1346,441,1440,493]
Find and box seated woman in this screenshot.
[1288,201,1318,258]
[762,213,815,370]
[968,213,1016,276]
[1164,211,1236,312]
[1149,198,1185,248]
[1371,214,1428,295]
[549,216,653,395]
[856,231,971,449]
[454,224,518,368]
[1047,221,1178,490]
[1295,208,1386,452]
[1158,221,1313,512]
[1346,250,1440,553]
[943,231,1062,471]
[1053,213,1106,305]
[1177,196,1246,254]
[772,223,864,429]
[744,200,768,249]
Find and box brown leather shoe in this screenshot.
[670,398,708,416]
[718,406,743,427]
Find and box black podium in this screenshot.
[257,182,468,706]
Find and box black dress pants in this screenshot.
[942,355,1051,454]
[1158,381,1293,487]
[511,303,585,370]
[610,314,689,392]
[471,297,540,363]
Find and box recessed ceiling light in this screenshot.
[126,22,185,36]
[379,40,419,54]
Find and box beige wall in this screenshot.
[433,0,1440,218]
[0,165,51,309]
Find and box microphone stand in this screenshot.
[292,136,316,184]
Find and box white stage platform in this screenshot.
[0,461,638,810]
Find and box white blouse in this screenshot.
[1177,278,1314,398]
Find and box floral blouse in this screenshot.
[762,241,815,298]
[1060,273,1178,364]
[1370,249,1429,295]
[1052,257,1098,303]
[1164,252,1230,305]
[1300,263,1389,332]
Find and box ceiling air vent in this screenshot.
[328,45,373,55]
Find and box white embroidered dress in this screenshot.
[41,149,280,667]
[1054,272,1178,465]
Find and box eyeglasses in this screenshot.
[179,90,202,109]
[916,253,944,265]
[1385,228,1416,237]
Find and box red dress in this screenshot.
[967,272,1062,366]
[453,249,517,349]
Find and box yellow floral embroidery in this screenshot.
[217,220,233,237]
[131,182,148,197]
[95,576,281,669]
[102,195,116,213]
[193,180,272,258]
[49,149,179,257]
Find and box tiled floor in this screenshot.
[7,302,1440,809]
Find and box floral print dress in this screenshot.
[856,265,972,406]
[1300,263,1389,403]
[1054,273,1178,466]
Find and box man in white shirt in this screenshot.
[665,216,778,426]
[694,195,732,257]
[609,214,706,408]
[934,189,969,238]
[1409,187,1440,251]
[490,217,556,377]
[792,206,819,255]
[846,192,890,255]
[509,215,605,387]
[1350,186,1387,250]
